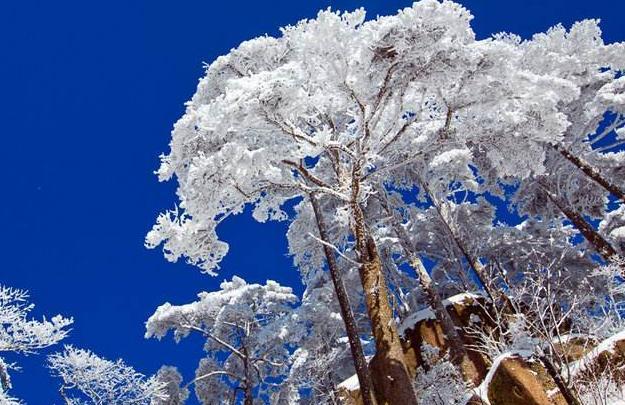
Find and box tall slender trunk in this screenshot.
[243,382,253,404]
[419,181,498,302]
[242,347,253,405]
[309,193,376,405]
[350,174,418,405]
[539,354,582,405]
[494,285,582,404]
[555,144,625,204]
[542,186,617,260]
[449,231,496,302]
[377,190,478,384]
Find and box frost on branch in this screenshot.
[145,209,229,275]
[412,345,468,404]
[0,285,72,402]
[143,0,625,402]
[152,366,189,405]
[48,346,166,405]
[145,276,297,404]
[0,286,72,354]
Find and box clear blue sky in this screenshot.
[1,1,624,403]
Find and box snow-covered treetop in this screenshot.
[146,0,625,276]
[146,277,297,403]
[151,366,189,405]
[0,285,72,403]
[48,346,166,405]
[0,285,72,355]
[145,276,296,343]
[141,0,578,272]
[0,285,74,405]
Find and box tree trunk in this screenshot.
[350,176,418,404]
[555,144,625,204]
[309,193,377,405]
[543,187,617,260]
[450,233,496,302]
[377,190,479,384]
[539,354,582,405]
[419,181,498,302]
[409,256,483,384]
[243,386,253,405]
[242,347,254,405]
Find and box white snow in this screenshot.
[610,226,625,239]
[549,333,596,345]
[568,329,625,377]
[472,352,515,405]
[398,292,483,335]
[444,292,484,305]
[471,351,533,405]
[429,148,472,169]
[399,307,436,335]
[337,374,360,391]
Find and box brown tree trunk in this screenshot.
[350,175,418,404]
[543,187,617,260]
[242,347,254,405]
[409,256,483,385]
[377,190,479,384]
[243,385,253,405]
[539,354,582,405]
[309,193,377,405]
[555,144,625,204]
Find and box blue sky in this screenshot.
[1,0,624,403]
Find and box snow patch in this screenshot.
[399,308,436,334]
[398,292,483,335]
[610,226,625,239]
[568,329,625,377]
[429,148,472,169]
[471,351,532,405]
[337,374,360,391]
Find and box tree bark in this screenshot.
[408,256,483,384]
[242,347,253,405]
[243,384,253,405]
[350,175,418,404]
[555,144,625,204]
[543,187,617,261]
[377,190,479,384]
[539,354,582,405]
[309,193,377,405]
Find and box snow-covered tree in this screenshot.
[0,285,72,402]
[146,1,559,399]
[145,276,297,404]
[146,0,625,401]
[152,366,189,405]
[470,20,625,262]
[48,345,166,405]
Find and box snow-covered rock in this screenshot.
[471,352,554,405]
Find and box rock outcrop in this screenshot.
[336,293,585,405]
[338,293,494,403]
[569,330,625,383]
[471,353,564,405]
[400,292,492,384]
